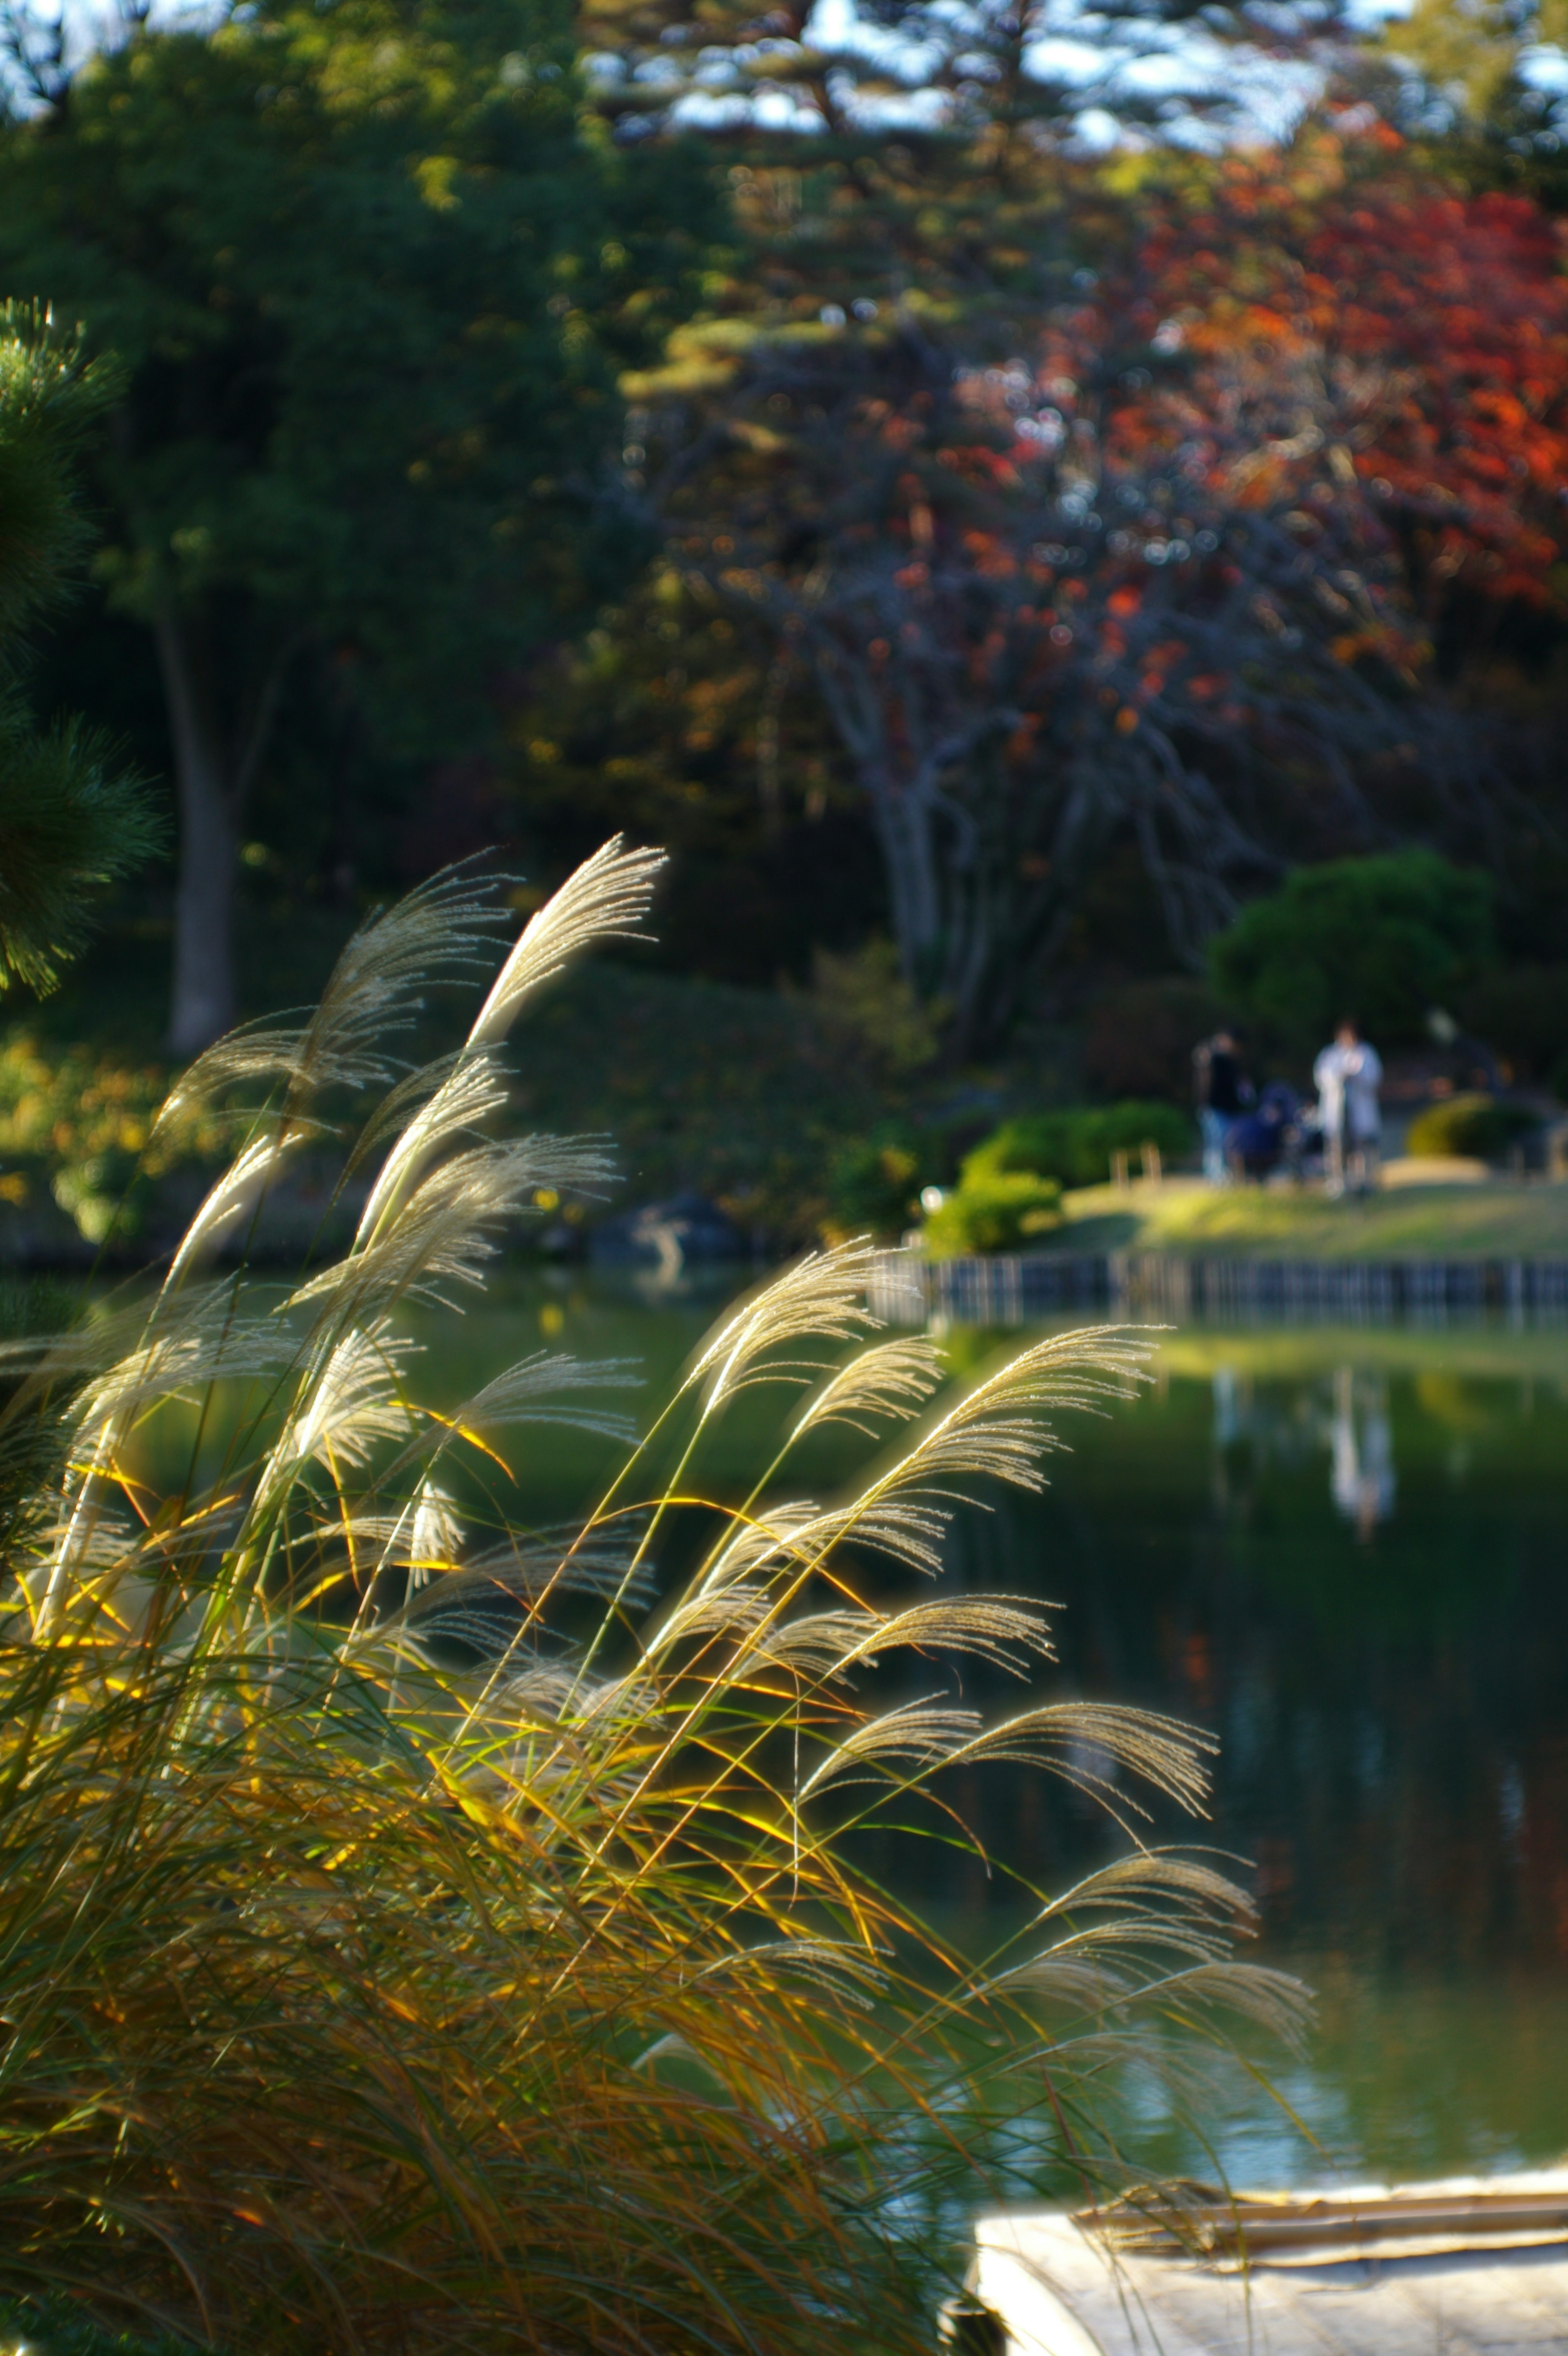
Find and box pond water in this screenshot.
[429,1270,1568,2196]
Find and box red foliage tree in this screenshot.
[1139,131,1568,615]
[649,129,1564,1049]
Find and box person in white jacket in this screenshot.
[1313,1021,1383,1197]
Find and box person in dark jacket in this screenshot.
[1225,1080,1301,1182]
[1193,1029,1250,1185]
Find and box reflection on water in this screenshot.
[929,1322,1568,2185]
[1328,1367,1396,1535]
[427,1278,1568,2189]
[1215,1362,1399,1537]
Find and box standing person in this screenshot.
[1193,1028,1248,1186]
[1314,1021,1383,1197]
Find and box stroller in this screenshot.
[1225,1081,1305,1182]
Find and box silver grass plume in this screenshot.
[684,1242,885,1407]
[153,862,514,1138]
[790,1335,946,1439]
[356,840,663,1246]
[467,837,666,1048]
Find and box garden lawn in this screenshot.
[1053,1176,1568,1260]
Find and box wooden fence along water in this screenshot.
[869,1250,1568,1328]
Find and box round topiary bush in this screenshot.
[965,1103,1192,1191]
[921,1170,1064,1256]
[1405,1093,1539,1161]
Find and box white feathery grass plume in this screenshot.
[339,1053,466,1185]
[407,1482,464,1580]
[162,1135,307,1289]
[1143,1959,1316,2046]
[741,1597,1050,1681]
[372,1531,660,1649]
[452,1522,657,1606]
[263,1322,416,1498]
[1036,1849,1253,1929]
[827,1596,1057,1677]
[641,1581,774,1656]
[292,1139,617,1321]
[713,1493,953,1584]
[353,1052,512,1248]
[795,1329,1155,1587]
[872,1325,1155,1502]
[151,1021,318,1143]
[800,1698,983,1795]
[950,1700,1216,1820]
[967,1857,1314,2043]
[35,1292,302,1636]
[154,863,512,1138]
[684,1242,884,1409]
[738,1608,875,1677]
[71,1298,301,1442]
[354,842,661,1247]
[691,1500,822,1593]
[467,837,666,1049]
[302,860,514,1045]
[790,1336,946,1439]
[456,1352,642,1444]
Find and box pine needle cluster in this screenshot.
[0,300,160,998]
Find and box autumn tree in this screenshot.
[637,281,1440,1047]
[0,0,715,1050]
[1138,131,1568,632]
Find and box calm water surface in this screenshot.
[429,1273,1568,2192]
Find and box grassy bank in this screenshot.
[1052,1175,1568,1260]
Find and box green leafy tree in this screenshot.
[1379,0,1568,135]
[0,300,158,996]
[1208,849,1497,1059]
[0,0,715,1050]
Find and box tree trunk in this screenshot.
[156,606,236,1055]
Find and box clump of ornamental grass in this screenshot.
[0,843,1307,2355]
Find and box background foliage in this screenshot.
[2,0,1568,1210]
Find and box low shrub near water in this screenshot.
[967,1103,1193,1191]
[922,1168,1065,1255]
[1406,1092,1541,1161]
[0,844,1302,2354]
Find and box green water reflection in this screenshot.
[423,1274,1568,2189]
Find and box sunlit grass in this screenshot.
[0,844,1304,2352]
[1059,1175,1568,1259]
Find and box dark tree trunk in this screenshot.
[156,606,237,1055]
[155,607,294,1056]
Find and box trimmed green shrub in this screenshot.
[922,1169,1064,1256]
[1209,851,1494,1058]
[965,1103,1192,1192]
[1406,1093,1540,1161]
